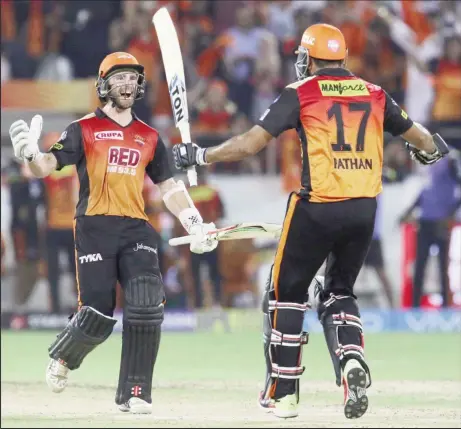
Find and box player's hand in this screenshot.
[188,222,218,254]
[172,143,208,171]
[9,115,43,162]
[405,143,443,165]
[405,133,449,166]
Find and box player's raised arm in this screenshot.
[171,87,300,168]
[9,116,83,178]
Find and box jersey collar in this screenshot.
[94,107,138,128]
[314,68,354,77]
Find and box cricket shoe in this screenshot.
[259,392,298,418]
[118,397,152,414]
[343,359,369,419]
[46,358,69,393]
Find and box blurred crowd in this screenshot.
[1,0,461,313]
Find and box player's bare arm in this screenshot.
[173,86,300,170]
[402,123,437,153]
[206,125,273,163]
[26,153,58,178]
[157,177,200,217]
[172,125,273,169]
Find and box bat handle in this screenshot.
[187,167,197,187]
[169,235,194,246]
[179,125,197,187]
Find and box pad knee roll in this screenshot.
[318,293,371,387]
[116,274,164,405]
[48,306,117,370]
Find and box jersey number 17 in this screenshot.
[328,102,371,153]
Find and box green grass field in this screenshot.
[1,330,460,428]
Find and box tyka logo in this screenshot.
[94,131,124,141]
[79,253,103,263]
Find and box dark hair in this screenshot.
[311,58,343,69]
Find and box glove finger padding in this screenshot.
[9,120,29,139]
[30,115,43,142]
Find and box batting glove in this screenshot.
[189,222,218,254]
[172,143,208,171]
[405,133,449,166]
[405,143,443,166]
[9,115,43,162]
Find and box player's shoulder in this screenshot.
[286,75,318,90]
[359,78,384,95]
[133,115,160,137]
[73,112,97,124]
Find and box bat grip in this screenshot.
[178,124,197,186]
[187,167,197,187]
[169,235,194,246]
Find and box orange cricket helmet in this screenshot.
[295,23,348,80]
[96,52,146,100]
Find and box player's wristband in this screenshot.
[178,207,203,234]
[196,148,209,166]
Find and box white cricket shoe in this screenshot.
[118,397,152,414]
[46,358,69,393]
[343,359,369,419]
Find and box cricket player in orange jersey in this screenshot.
[9,52,218,414]
[173,24,449,419]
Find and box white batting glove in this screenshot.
[9,115,43,162]
[189,223,219,254]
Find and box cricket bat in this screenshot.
[168,222,282,246]
[153,7,197,186]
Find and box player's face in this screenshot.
[108,71,138,109]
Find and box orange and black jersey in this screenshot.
[258,68,414,202]
[49,108,173,220]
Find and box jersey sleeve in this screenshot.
[256,88,300,137]
[383,91,414,136]
[146,135,173,184]
[48,122,84,170]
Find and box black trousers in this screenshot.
[412,220,450,308]
[46,228,76,313]
[274,194,377,303]
[74,215,161,316]
[190,249,222,308]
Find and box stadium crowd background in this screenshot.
[1,0,460,315]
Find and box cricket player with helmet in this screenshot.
[173,24,449,419]
[9,52,217,414]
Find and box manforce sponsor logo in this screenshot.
[107,146,140,176]
[94,130,124,140]
[319,80,370,97]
